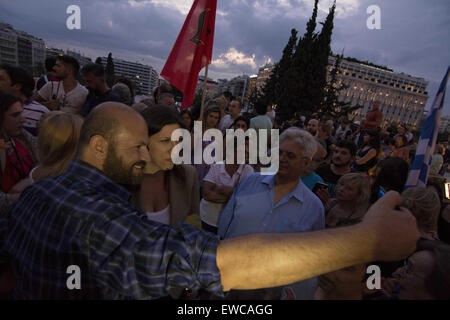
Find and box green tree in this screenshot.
[105,53,115,87]
[248,86,261,113]
[313,1,336,114]
[95,57,102,65]
[279,0,320,121]
[261,28,298,108]
[320,53,360,118]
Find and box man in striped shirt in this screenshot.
[0,64,49,136]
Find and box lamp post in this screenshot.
[135,75,141,94]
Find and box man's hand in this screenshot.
[216,185,234,197]
[361,191,420,261]
[217,190,420,292]
[380,277,398,297]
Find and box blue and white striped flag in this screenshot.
[405,66,450,188]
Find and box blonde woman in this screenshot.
[32,111,83,182]
[401,186,441,240]
[325,173,371,227]
[316,173,371,300]
[10,111,83,191]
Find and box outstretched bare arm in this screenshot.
[217,191,419,291]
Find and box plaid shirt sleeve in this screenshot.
[0,161,225,299]
[88,217,224,299]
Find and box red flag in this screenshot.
[160,0,217,110]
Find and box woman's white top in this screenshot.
[146,205,170,225]
[200,163,254,226]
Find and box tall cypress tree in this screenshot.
[280,0,320,120]
[314,1,336,113]
[304,0,319,42]
[261,28,298,108]
[105,52,115,87]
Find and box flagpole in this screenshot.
[200,64,209,120]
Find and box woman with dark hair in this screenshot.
[231,115,250,131]
[0,90,35,210]
[153,83,173,104]
[201,102,221,131]
[7,111,84,211]
[180,108,194,132]
[131,105,200,227]
[370,157,409,203]
[390,134,409,161]
[353,130,380,173]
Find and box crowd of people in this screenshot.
[0,54,448,300]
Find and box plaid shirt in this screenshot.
[0,161,224,299]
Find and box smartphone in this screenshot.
[312,182,328,194]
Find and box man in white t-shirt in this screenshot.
[200,140,254,233]
[33,55,88,115]
[219,100,242,131]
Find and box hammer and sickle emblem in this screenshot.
[189,9,210,45]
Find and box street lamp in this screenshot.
[135,75,141,94]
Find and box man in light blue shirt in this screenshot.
[218,127,324,299]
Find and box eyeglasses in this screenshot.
[279,149,309,161]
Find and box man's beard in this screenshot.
[103,144,146,186]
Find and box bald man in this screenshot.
[307,119,319,137]
[0,102,420,299]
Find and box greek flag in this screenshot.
[405,66,450,188]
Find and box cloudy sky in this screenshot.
[1,0,449,113]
